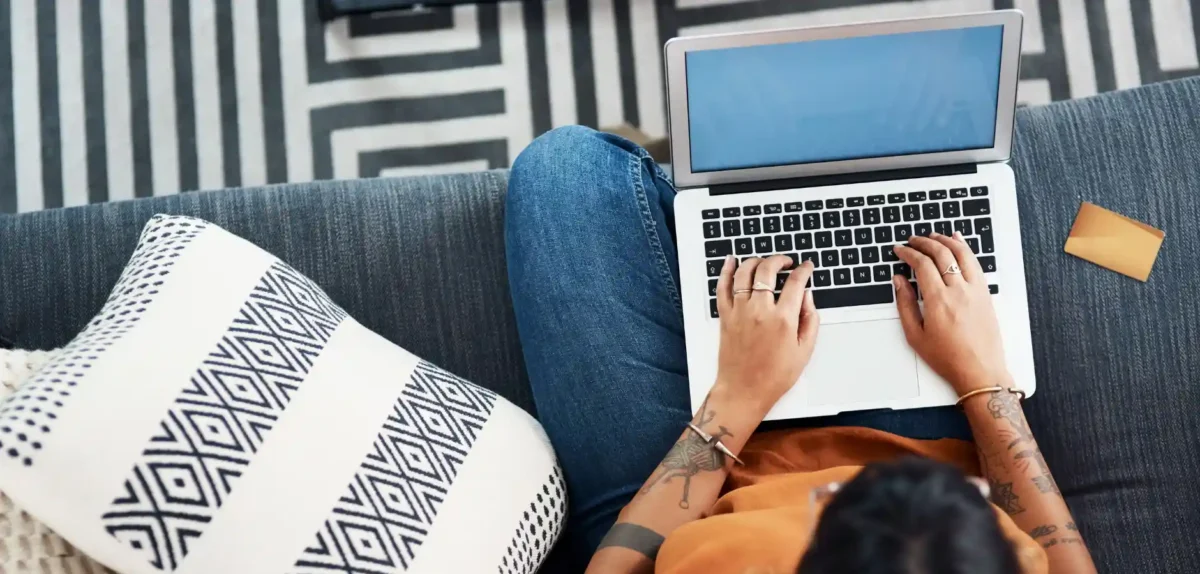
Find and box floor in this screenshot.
[1,0,1198,213]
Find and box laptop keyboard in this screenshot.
[702,186,1000,317]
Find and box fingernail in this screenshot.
[954,231,963,240]
[724,254,734,265]
[930,232,941,238]
[894,244,905,251]
[892,276,903,291]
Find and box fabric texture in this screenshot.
[1,348,114,574]
[0,215,564,574]
[657,427,1047,574]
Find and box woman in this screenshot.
[506,126,1096,573]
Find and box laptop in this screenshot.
[667,10,1037,420]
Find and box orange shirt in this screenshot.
[656,427,1047,574]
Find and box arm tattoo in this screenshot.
[990,481,1025,515]
[597,523,665,560]
[640,397,732,509]
[1014,448,1061,496]
[987,391,1034,449]
[1029,524,1058,538]
[1066,521,1078,532]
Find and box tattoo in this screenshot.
[987,391,1034,449]
[597,523,665,560]
[1029,524,1058,538]
[1015,449,1061,496]
[1041,537,1084,549]
[1042,539,1058,549]
[990,481,1025,515]
[1066,522,1078,532]
[640,396,732,509]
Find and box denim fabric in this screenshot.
[505,126,970,569]
[0,174,535,415]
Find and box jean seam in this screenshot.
[629,151,683,313]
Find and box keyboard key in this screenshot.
[873,264,892,282]
[784,214,801,232]
[989,284,999,295]
[930,189,948,200]
[723,207,741,217]
[975,217,992,234]
[894,224,913,241]
[705,240,732,257]
[848,197,865,207]
[803,213,821,230]
[735,237,753,255]
[821,250,840,267]
[805,200,824,211]
[744,218,762,235]
[922,203,941,220]
[709,279,718,296]
[823,211,841,228]
[813,284,894,309]
[874,226,893,243]
[816,231,833,248]
[910,281,921,300]
[703,221,721,238]
[887,193,906,204]
[903,205,921,222]
[723,220,741,236]
[774,234,793,252]
[707,259,723,276]
[908,191,927,202]
[800,251,819,267]
[893,262,912,279]
[826,198,844,209]
[710,298,719,318]
[854,228,873,245]
[785,252,800,266]
[862,246,880,263]
[864,208,881,225]
[934,221,953,236]
[702,209,720,219]
[813,269,832,287]
[833,268,852,285]
[775,272,789,291]
[967,237,981,255]
[764,216,781,234]
[950,188,968,198]
[785,202,804,212]
[755,236,773,254]
[883,206,901,223]
[796,233,813,250]
[765,204,782,214]
[835,230,853,246]
[970,186,989,196]
[882,245,898,262]
[978,256,997,273]
[963,198,991,216]
[953,219,973,235]
[868,195,886,205]
[853,266,872,284]
[843,209,861,227]
[842,248,859,265]
[943,201,961,218]
[914,223,932,237]
[744,205,762,215]
[979,228,994,254]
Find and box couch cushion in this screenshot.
[0,173,534,416]
[1011,76,1200,573]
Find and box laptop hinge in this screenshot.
[708,163,978,196]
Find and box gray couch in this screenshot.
[3,77,1200,573]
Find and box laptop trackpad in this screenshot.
[803,320,920,407]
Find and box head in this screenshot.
[798,456,1020,574]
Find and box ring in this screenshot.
[752,281,773,291]
[733,288,753,295]
[942,264,962,276]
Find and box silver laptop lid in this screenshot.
[665,11,1023,190]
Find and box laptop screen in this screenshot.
[684,26,1004,173]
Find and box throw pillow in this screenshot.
[0,215,566,574]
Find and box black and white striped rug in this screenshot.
[2,0,1198,213]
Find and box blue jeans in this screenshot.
[506,126,972,563]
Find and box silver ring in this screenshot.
[751,281,773,291]
[942,264,962,276]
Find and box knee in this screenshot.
[508,126,623,213]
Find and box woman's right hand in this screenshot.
[892,232,1010,395]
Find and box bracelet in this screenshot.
[686,423,745,466]
[955,386,1027,407]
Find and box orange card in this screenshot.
[1064,202,1164,282]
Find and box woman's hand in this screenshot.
[713,254,819,416]
[892,232,1009,394]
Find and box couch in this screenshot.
[3,77,1199,573]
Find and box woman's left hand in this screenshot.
[713,255,820,416]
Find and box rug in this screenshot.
[1,0,1197,213]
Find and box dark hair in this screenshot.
[798,456,1020,574]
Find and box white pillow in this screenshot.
[0,215,565,574]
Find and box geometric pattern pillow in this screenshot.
[0,215,565,573]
